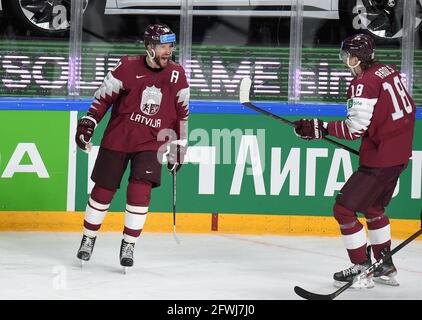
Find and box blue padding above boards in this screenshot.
[0,98,421,119]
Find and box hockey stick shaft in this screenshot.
[172,169,181,244]
[239,78,359,156]
[173,170,176,225]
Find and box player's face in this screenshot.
[154,43,174,68]
[347,56,359,68]
[340,51,359,68]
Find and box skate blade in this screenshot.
[173,231,181,245]
[79,259,85,268]
[374,276,399,286]
[333,278,375,289]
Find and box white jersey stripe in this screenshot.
[88,197,110,211]
[94,71,123,100]
[368,224,391,245]
[345,97,377,136]
[126,204,148,214]
[341,121,346,139]
[177,87,190,107]
[84,204,107,225]
[342,227,367,250]
[124,211,148,230]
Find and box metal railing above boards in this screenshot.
[0,1,421,103]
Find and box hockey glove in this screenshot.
[167,140,187,174]
[75,115,97,153]
[294,118,327,140]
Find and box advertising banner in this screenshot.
[0,109,420,220]
[2,40,422,105]
[75,112,422,220]
[0,111,69,210]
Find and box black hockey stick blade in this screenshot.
[295,223,422,300]
[294,280,354,301]
[294,286,335,300]
[239,77,359,156]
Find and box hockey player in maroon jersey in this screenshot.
[75,24,189,270]
[294,34,416,288]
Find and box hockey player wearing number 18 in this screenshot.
[74,24,189,271]
[294,34,416,289]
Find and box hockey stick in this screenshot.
[294,210,422,300]
[239,77,359,156]
[172,168,181,244]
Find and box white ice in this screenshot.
[0,232,421,300]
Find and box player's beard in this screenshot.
[155,55,170,68]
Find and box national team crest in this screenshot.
[140,86,162,116]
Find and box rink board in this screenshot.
[73,112,422,219]
[0,211,420,240]
[0,104,421,235]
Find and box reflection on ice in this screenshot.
[0,232,421,300]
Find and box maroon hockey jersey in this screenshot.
[327,63,416,167]
[87,56,190,152]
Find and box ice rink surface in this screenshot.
[0,232,421,300]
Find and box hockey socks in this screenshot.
[334,203,368,264]
[82,185,116,237]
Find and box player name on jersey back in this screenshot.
[374,65,396,79]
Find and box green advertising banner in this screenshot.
[0,111,69,211]
[0,109,419,219]
[75,112,422,220]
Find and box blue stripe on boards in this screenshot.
[0,98,421,119]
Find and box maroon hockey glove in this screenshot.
[294,118,327,140]
[75,115,97,153]
[167,141,187,174]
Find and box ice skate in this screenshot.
[333,259,374,289]
[120,239,135,273]
[76,235,97,265]
[373,250,399,286]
